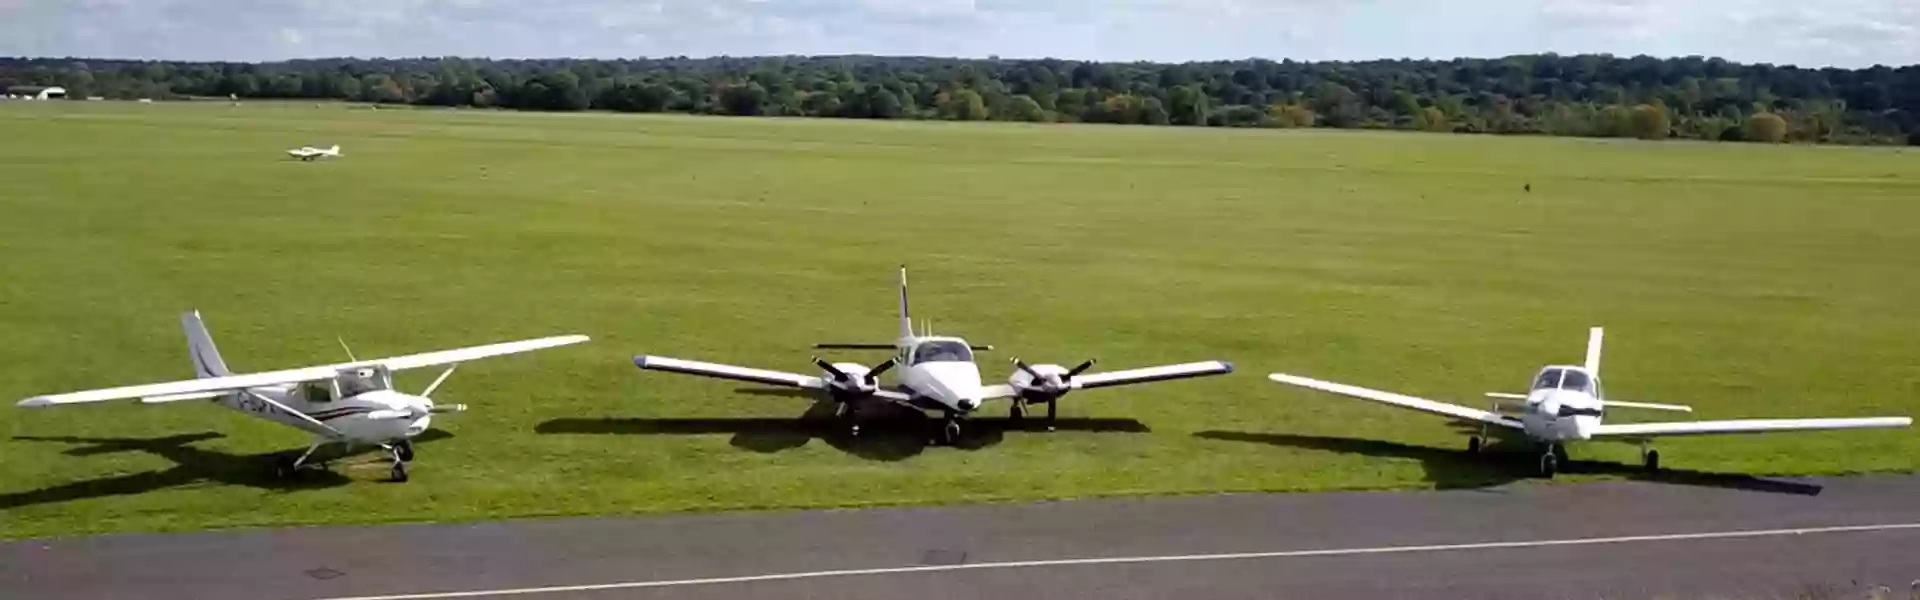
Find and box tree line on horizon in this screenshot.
[4,54,1918,145]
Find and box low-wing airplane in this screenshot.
[16,312,589,482]
[635,266,1235,445]
[286,144,341,161]
[1267,327,1911,478]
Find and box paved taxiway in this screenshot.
[6,473,1920,600]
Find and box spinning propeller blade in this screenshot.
[337,336,359,362]
[812,357,848,380]
[1067,359,1097,378]
[865,358,897,381]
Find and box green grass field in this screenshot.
[2,101,1917,540]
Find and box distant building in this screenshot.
[6,86,67,100]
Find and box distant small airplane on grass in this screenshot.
[16,312,589,482]
[636,266,1235,445]
[286,144,340,161]
[1268,327,1911,478]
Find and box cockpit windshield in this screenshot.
[1558,370,1592,394]
[1529,368,1594,394]
[912,340,973,364]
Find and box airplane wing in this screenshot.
[1591,417,1911,440]
[18,335,590,408]
[978,361,1235,400]
[374,335,590,371]
[1268,373,1524,429]
[634,355,915,404]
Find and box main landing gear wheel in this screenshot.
[1045,400,1058,432]
[1010,402,1026,423]
[1466,436,1483,455]
[1643,449,1661,473]
[390,461,409,483]
[395,440,415,462]
[1538,452,1558,479]
[837,402,862,438]
[274,455,299,479]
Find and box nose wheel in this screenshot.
[395,440,415,462]
[936,416,963,446]
[1537,444,1561,479]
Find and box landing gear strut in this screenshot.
[1537,444,1559,479]
[836,401,862,437]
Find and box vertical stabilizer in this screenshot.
[897,265,914,341]
[182,311,232,379]
[1584,326,1604,376]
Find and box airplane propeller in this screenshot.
[1012,358,1096,399]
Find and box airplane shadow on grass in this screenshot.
[2,429,455,510]
[1194,428,1824,496]
[535,388,1151,462]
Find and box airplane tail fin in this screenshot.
[897,265,913,341]
[182,311,232,379]
[327,145,340,155]
[1583,326,1603,377]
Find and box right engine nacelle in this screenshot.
[1008,363,1070,402]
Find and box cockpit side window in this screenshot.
[912,341,973,364]
[1531,368,1564,391]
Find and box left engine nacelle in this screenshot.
[823,362,877,397]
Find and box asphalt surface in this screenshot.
[6,474,1920,600]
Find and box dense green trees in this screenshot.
[4,53,1916,144]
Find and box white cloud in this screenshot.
[0,0,1912,67]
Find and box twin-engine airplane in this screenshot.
[16,312,589,482]
[636,266,1235,445]
[1268,327,1911,477]
[286,144,341,161]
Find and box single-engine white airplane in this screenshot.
[16,312,589,482]
[1267,327,1911,478]
[286,144,341,161]
[635,266,1235,445]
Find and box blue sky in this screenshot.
[1,0,1915,68]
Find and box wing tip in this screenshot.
[1217,361,1236,374]
[17,397,53,408]
[633,355,651,369]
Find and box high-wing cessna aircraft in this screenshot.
[1268,327,1911,477]
[16,312,589,482]
[635,266,1235,445]
[286,144,341,161]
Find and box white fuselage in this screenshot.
[1516,365,1604,443]
[217,385,432,446]
[891,336,985,414]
